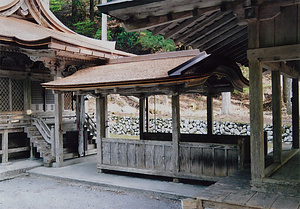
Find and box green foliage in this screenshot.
[112,27,176,54]
[94,28,113,41]
[49,0,66,12]
[116,28,139,49]
[138,30,176,53]
[73,19,95,37]
[240,65,249,80]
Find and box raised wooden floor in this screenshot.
[182,151,300,209]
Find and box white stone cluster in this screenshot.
[109,116,293,142]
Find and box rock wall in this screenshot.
[109,116,293,143]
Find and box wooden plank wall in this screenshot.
[179,142,238,177]
[100,138,241,179]
[259,4,300,48]
[102,138,173,172]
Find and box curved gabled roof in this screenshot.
[43,50,249,95]
[0,0,133,60]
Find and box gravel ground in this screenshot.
[0,175,181,209]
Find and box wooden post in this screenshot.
[1,130,9,164]
[286,78,292,114]
[24,77,31,112]
[96,97,102,167]
[139,96,146,139]
[272,71,282,164]
[54,92,63,167]
[207,94,213,135]
[145,97,150,132]
[78,95,85,157]
[249,59,265,181]
[292,79,299,149]
[96,96,105,172]
[248,18,265,181]
[172,94,180,175]
[101,95,108,138]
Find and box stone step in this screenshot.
[25,126,38,132]
[27,131,41,137]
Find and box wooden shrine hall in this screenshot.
[96,0,300,208]
[0,0,131,165]
[43,49,249,181]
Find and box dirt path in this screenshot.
[0,175,181,209]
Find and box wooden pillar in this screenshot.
[78,95,85,157]
[145,97,150,132]
[24,77,31,112]
[292,79,299,149]
[139,96,146,139]
[207,94,213,135]
[172,94,180,174]
[96,96,106,172]
[248,19,265,181]
[249,59,265,180]
[54,92,63,167]
[1,130,9,164]
[272,71,282,163]
[101,95,108,138]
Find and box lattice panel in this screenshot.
[0,78,9,112]
[11,79,24,111]
[64,92,73,110]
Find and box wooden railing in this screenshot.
[0,114,31,128]
[31,117,52,144]
[85,113,97,137]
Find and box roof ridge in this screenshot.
[108,49,200,64]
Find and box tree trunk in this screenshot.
[72,0,79,22]
[90,0,94,21]
[286,77,292,114]
[221,92,231,115]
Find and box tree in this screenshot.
[221,92,231,115]
[72,0,79,22]
[90,0,94,21]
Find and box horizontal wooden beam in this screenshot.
[0,146,30,155]
[247,44,300,62]
[0,70,53,81]
[262,62,299,78]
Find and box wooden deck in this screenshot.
[182,150,300,209]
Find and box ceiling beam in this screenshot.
[193,21,239,50]
[174,11,221,44]
[122,6,220,32]
[163,15,206,40]
[187,12,237,47]
[151,23,173,36]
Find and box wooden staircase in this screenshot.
[25,126,55,166]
